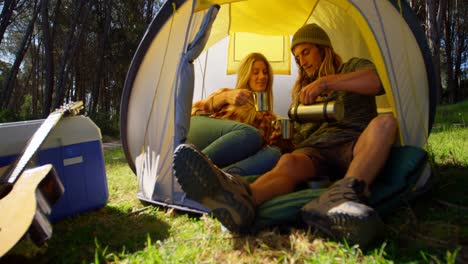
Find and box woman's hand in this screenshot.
[268,125,294,153]
[272,137,294,153]
[268,129,281,143]
[224,89,252,106]
[299,77,330,105]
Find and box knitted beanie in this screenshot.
[291,23,331,51]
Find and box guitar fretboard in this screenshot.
[1,112,63,185]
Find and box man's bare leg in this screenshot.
[300,115,397,246]
[250,153,318,206]
[249,115,397,206]
[346,114,398,189]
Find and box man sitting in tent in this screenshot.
[173,23,397,246]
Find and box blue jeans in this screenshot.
[186,116,280,175]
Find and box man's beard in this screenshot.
[304,67,319,80]
[301,70,318,86]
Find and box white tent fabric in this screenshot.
[120,0,437,213]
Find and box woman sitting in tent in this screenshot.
[186,52,282,176]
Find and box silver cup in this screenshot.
[273,118,293,139]
[252,92,270,112]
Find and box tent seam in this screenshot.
[171,0,197,202]
[371,0,406,145]
[137,0,180,201]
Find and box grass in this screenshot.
[1,100,468,263]
[433,99,468,127]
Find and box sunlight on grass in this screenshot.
[4,101,467,264]
[104,149,141,209]
[433,100,468,126]
[94,150,400,263]
[428,126,468,166]
[97,149,395,263]
[99,125,467,264]
[115,225,393,264]
[110,101,468,264]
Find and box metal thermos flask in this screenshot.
[288,100,344,122]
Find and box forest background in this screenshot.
[0,0,466,136]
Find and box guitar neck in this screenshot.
[0,112,64,185]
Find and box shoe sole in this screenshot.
[302,207,383,247]
[173,144,254,233]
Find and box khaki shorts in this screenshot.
[292,140,356,181]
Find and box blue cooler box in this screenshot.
[0,116,108,222]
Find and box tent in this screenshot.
[120,0,437,221]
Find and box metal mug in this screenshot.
[272,118,293,139]
[252,92,270,112]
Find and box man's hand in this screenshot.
[298,69,383,104]
[224,89,252,106]
[299,78,329,105]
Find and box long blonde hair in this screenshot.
[235,52,274,109]
[292,45,342,104]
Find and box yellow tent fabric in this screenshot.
[120,0,434,214]
[195,0,245,12]
[228,0,317,35]
[195,0,317,34]
[227,33,291,74]
[191,0,430,146]
[204,0,318,75]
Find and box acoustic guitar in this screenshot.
[0,164,62,257]
[0,101,83,257]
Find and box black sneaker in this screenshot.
[173,144,256,233]
[300,177,383,247]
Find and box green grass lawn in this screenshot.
[2,101,467,263]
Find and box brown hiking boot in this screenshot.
[300,177,383,247]
[173,144,256,233]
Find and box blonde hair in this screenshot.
[235,53,274,109]
[292,45,342,104]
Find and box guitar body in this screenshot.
[0,164,64,257]
[0,101,82,257]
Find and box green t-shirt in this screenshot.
[293,57,379,148]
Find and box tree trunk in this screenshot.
[90,0,112,115]
[426,0,446,104]
[54,0,88,108]
[40,0,55,117]
[75,56,85,107]
[49,0,62,40]
[453,0,466,102]
[445,0,454,103]
[0,1,39,109]
[30,42,39,118]
[0,0,16,46]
